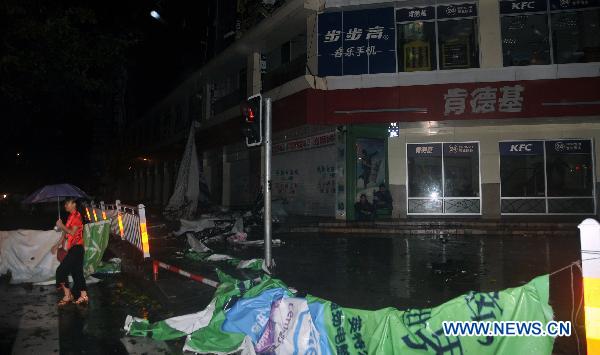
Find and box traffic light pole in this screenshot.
[264,97,273,270]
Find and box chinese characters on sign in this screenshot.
[408,143,442,157]
[437,3,478,18]
[547,140,591,154]
[272,132,335,155]
[447,144,475,154]
[396,6,436,22]
[318,7,396,76]
[444,85,525,116]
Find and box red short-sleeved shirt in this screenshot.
[65,211,84,250]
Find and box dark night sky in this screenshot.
[0,0,212,194]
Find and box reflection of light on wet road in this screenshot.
[267,232,580,311]
[7,288,59,354]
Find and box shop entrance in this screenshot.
[346,125,389,221]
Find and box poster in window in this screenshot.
[442,38,470,68]
[404,40,431,71]
[355,138,386,202]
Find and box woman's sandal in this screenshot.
[58,295,73,306]
[75,294,89,305]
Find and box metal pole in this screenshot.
[264,97,272,270]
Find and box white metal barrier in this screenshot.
[87,200,150,258]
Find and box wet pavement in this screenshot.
[0,274,175,355]
[0,208,586,354]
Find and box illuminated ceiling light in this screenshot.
[388,122,399,138]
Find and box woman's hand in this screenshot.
[51,243,58,255]
[56,219,64,229]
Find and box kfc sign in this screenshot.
[510,143,533,152]
[500,141,543,155]
[500,0,547,13]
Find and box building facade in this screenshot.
[123,0,600,220]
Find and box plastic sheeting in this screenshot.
[0,229,62,284]
[0,220,112,283]
[164,123,209,220]
[125,273,554,354]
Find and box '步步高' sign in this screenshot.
[318,7,396,76]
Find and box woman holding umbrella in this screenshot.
[51,197,88,306]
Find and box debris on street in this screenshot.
[124,272,554,354]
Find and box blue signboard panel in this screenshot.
[499,141,544,155]
[550,0,599,10]
[500,0,547,14]
[318,12,343,76]
[443,142,479,157]
[437,3,477,18]
[546,140,592,154]
[367,7,396,74]
[396,6,436,22]
[342,9,369,75]
[317,7,396,76]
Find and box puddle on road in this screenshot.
[229,232,580,311]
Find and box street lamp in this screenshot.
[150,10,161,21]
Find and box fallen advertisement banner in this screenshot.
[0,220,115,283]
[124,272,554,354]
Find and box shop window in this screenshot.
[398,22,436,72]
[552,9,600,63]
[501,14,551,66]
[499,139,595,214]
[500,0,600,66]
[397,3,479,72]
[407,142,480,214]
[438,18,479,69]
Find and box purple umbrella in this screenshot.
[23,184,90,219]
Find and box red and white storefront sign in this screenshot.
[273,132,335,155]
[311,77,600,124]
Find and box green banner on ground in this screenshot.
[124,272,554,354]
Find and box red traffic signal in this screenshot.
[243,106,255,123]
[241,94,262,147]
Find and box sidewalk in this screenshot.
[286,218,580,236]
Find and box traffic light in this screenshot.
[241,94,262,147]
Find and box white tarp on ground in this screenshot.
[164,122,209,220]
[173,218,217,236]
[0,229,62,284]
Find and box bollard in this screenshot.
[579,218,600,354]
[91,201,98,222]
[138,204,150,258]
[100,201,107,220]
[115,200,125,239]
[152,260,159,281]
[85,206,92,222]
